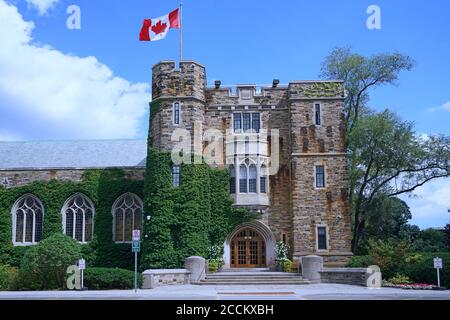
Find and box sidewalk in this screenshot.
[0,283,449,300]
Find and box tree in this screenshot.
[320,47,449,253]
[320,46,415,136]
[411,228,447,252]
[444,221,450,249]
[361,197,412,244]
[347,110,449,251]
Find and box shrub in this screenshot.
[0,265,19,291]
[283,259,292,273]
[403,252,450,286]
[387,274,412,284]
[347,255,374,268]
[275,241,289,265]
[208,260,219,273]
[84,267,142,290]
[19,234,82,290]
[350,252,450,287]
[365,239,415,279]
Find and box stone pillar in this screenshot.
[301,255,323,281]
[185,256,206,283]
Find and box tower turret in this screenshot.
[149,61,206,153]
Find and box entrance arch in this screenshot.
[223,221,276,269]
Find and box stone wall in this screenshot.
[148,61,352,265]
[0,168,145,188]
[142,269,191,289]
[150,61,206,153]
[319,268,372,286]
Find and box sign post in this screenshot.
[78,258,86,290]
[132,230,141,293]
[434,257,443,287]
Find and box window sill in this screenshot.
[13,242,38,247]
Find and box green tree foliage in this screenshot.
[348,110,449,251]
[411,228,447,252]
[141,148,256,269]
[444,221,450,250]
[84,267,143,290]
[320,46,415,135]
[19,234,82,290]
[320,47,450,253]
[361,197,411,244]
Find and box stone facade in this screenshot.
[0,168,145,189]
[149,60,352,267]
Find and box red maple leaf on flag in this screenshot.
[151,20,167,35]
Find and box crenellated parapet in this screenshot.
[288,81,345,100]
[152,61,206,102]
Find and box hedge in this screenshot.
[0,265,19,291]
[403,252,450,286]
[84,267,143,290]
[349,252,450,286]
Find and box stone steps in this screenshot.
[198,271,312,285]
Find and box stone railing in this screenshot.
[142,269,191,289]
[319,268,372,286]
[142,256,206,289]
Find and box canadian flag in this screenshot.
[139,9,180,41]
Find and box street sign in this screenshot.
[434,257,443,269]
[434,257,443,288]
[133,230,141,241]
[78,258,86,270]
[131,238,141,293]
[132,240,140,253]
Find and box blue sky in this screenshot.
[0,0,449,228]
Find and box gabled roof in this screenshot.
[0,139,147,170]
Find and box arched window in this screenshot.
[12,194,44,245]
[62,193,94,243]
[249,165,257,193]
[112,193,143,243]
[229,165,236,194]
[239,164,247,193]
[260,164,267,193]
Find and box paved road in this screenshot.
[0,284,449,300]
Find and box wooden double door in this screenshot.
[230,228,266,268]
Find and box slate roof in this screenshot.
[0,140,147,170]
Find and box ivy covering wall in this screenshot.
[141,148,256,269]
[0,155,255,271]
[0,169,144,270]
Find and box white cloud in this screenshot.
[0,0,149,140]
[0,130,21,141]
[25,0,59,16]
[428,101,450,112]
[400,178,450,229]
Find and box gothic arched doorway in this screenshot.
[230,228,266,268]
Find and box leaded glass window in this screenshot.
[113,193,143,243]
[249,165,257,193]
[260,164,267,193]
[317,226,328,250]
[239,164,247,193]
[62,193,95,243]
[12,194,44,245]
[316,165,325,188]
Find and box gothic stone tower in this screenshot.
[149,61,352,268]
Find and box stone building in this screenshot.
[149,61,352,267]
[0,60,352,269]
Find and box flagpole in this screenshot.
[179,0,183,64]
